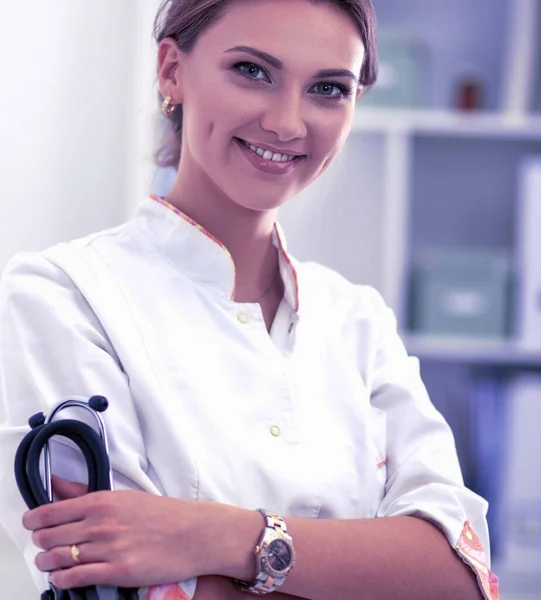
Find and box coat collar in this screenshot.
[133,195,300,311]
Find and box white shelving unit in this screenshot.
[353,107,541,139]
[404,333,541,366]
[280,2,541,596]
[345,107,541,364]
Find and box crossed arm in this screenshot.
[192,517,484,600]
[23,478,484,600]
[2,258,490,600]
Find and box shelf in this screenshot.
[403,334,541,365]
[352,108,541,140]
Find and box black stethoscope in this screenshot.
[14,396,139,600]
[15,396,113,510]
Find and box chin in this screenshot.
[234,197,286,213]
[228,185,296,213]
[240,192,295,212]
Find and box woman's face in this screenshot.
[165,0,365,212]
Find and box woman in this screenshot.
[0,0,499,599]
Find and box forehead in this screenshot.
[194,0,365,71]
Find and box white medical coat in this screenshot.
[0,196,498,598]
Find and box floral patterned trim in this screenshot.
[150,194,237,299]
[150,195,230,254]
[455,521,499,600]
[274,224,300,312]
[149,195,300,310]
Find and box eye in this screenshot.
[311,82,352,100]
[234,62,271,82]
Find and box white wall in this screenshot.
[126,0,165,216]
[0,0,162,274]
[0,1,162,595]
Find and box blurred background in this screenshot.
[1,0,541,598]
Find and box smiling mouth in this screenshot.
[235,138,304,163]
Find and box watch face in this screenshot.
[266,538,293,573]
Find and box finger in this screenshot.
[52,475,88,499]
[49,561,134,591]
[23,498,86,531]
[35,542,97,573]
[31,521,90,551]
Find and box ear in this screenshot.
[356,85,364,101]
[157,38,185,104]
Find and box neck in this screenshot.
[165,162,280,303]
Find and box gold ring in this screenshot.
[70,544,83,565]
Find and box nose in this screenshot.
[260,91,307,142]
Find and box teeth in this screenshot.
[241,139,297,163]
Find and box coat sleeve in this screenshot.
[365,288,499,600]
[0,251,196,599]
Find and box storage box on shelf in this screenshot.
[346,105,541,365]
[361,30,431,109]
[411,247,512,340]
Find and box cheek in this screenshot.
[307,110,353,178]
[198,75,258,128]
[183,98,234,164]
[185,74,235,131]
[316,111,351,159]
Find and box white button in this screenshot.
[237,311,250,324]
[270,424,281,437]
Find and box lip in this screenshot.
[236,138,306,157]
[234,137,304,175]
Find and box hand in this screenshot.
[51,475,88,500]
[22,476,229,590]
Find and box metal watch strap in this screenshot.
[235,569,283,595]
[258,508,290,536]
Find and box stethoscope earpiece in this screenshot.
[28,412,46,429]
[88,395,109,412]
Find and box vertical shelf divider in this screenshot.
[380,128,412,327]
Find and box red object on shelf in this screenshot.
[456,78,484,111]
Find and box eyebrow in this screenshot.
[224,45,359,84]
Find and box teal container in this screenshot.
[412,248,512,338]
[360,30,430,108]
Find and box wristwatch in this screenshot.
[234,508,296,595]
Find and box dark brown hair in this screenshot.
[153,0,378,168]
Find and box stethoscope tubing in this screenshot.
[43,397,113,499]
[13,396,140,599]
[14,418,111,510]
[14,396,113,510]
